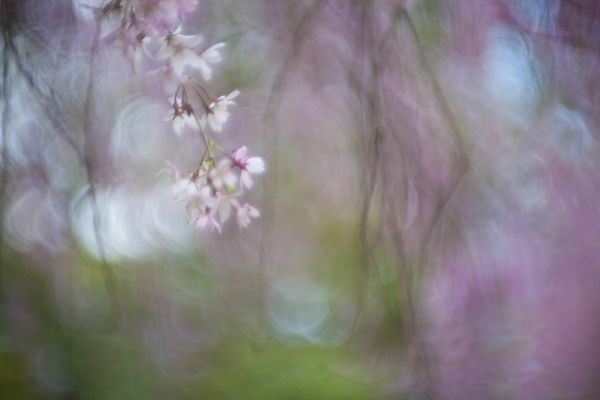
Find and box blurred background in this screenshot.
[1,0,600,399]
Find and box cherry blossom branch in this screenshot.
[95,0,264,233]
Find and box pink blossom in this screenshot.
[231,146,265,189]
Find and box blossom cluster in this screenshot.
[95,0,265,232]
[167,146,264,232]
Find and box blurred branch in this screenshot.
[1,3,118,333]
[354,0,384,333]
[81,21,119,332]
[2,33,85,166]
[400,9,471,258]
[257,0,326,332]
[0,0,13,299]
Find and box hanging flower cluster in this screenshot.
[165,146,264,233]
[94,0,265,232]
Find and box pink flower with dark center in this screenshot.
[165,95,199,136]
[231,146,265,189]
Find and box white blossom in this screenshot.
[194,42,225,80]
[200,90,239,132]
[236,203,260,229]
[157,28,224,80]
[209,159,238,190]
[165,95,200,136]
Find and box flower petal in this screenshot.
[219,199,231,223]
[241,171,253,189]
[232,146,247,161]
[246,157,265,174]
[226,90,240,100]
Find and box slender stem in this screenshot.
[187,80,211,109]
[191,112,213,159]
[194,146,209,176]
[188,79,212,98]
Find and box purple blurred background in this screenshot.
[1,0,600,399]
